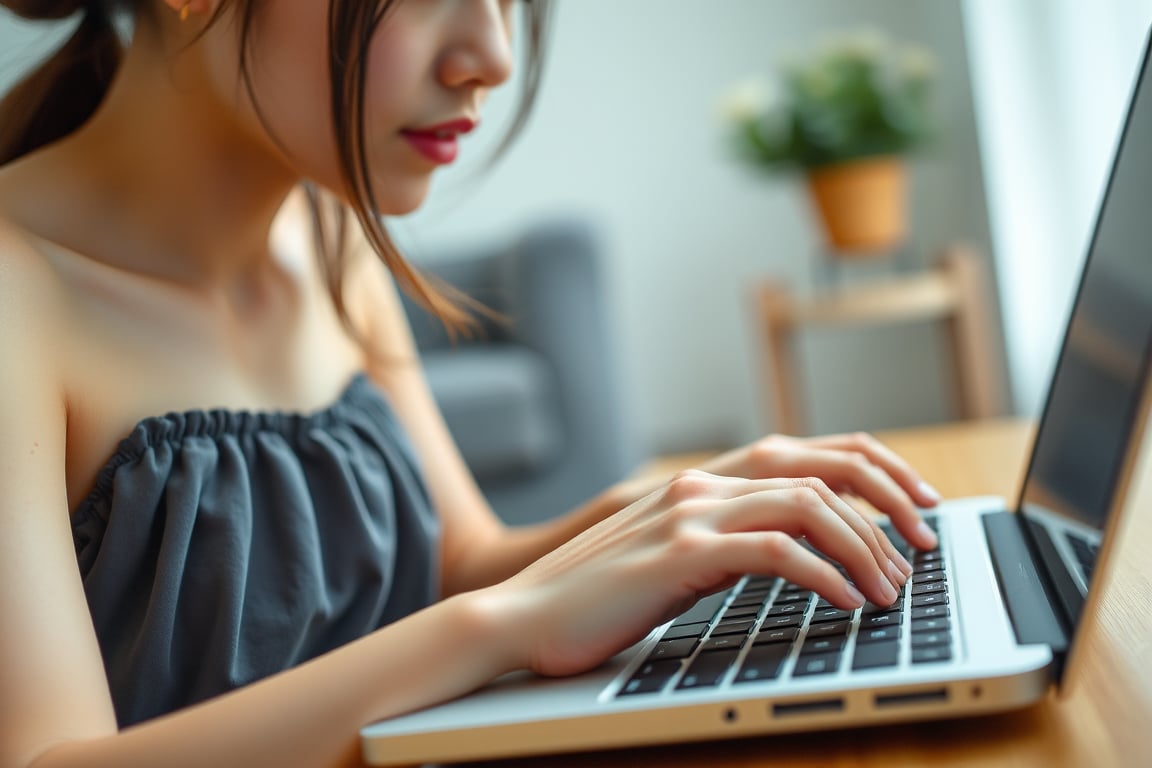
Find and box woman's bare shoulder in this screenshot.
[0,215,69,344]
[0,213,69,492]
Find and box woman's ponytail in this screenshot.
[0,2,122,165]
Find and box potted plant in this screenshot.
[721,29,937,256]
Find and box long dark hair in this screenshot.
[0,0,552,336]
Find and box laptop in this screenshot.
[361,28,1152,766]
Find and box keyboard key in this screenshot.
[648,637,699,660]
[860,612,903,629]
[754,627,799,645]
[672,593,726,626]
[914,550,944,564]
[711,620,756,636]
[677,650,740,689]
[774,591,813,605]
[810,607,853,624]
[760,614,803,630]
[661,622,709,641]
[911,618,951,633]
[805,620,851,638]
[912,646,953,664]
[766,602,805,617]
[913,571,947,584]
[912,593,949,608]
[801,636,846,654]
[735,643,789,683]
[722,605,762,620]
[861,599,903,615]
[619,660,682,695]
[743,577,778,592]
[700,634,747,653]
[852,640,900,670]
[793,653,842,676]
[910,632,951,647]
[730,594,769,608]
[913,561,944,575]
[911,605,949,621]
[911,582,947,596]
[856,626,901,643]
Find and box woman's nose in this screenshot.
[437,0,515,90]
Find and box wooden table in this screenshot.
[458,419,1152,768]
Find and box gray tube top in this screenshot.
[71,373,440,727]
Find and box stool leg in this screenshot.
[757,284,806,436]
[941,245,1003,420]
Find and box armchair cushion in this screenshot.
[402,217,641,525]
[421,345,562,479]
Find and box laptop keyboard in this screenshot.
[1065,530,1100,581]
[616,516,952,697]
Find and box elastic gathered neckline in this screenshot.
[73,373,377,526]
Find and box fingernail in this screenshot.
[917,521,939,549]
[877,573,899,604]
[894,551,913,577]
[887,559,907,587]
[918,481,942,503]
[845,582,867,607]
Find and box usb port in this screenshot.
[875,688,949,707]
[772,698,845,717]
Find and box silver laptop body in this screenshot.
[361,27,1152,767]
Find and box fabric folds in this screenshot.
[71,374,439,726]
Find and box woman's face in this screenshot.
[200,0,517,214]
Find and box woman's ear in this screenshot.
[160,0,214,22]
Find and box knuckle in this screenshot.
[664,498,708,527]
[663,471,711,504]
[665,524,711,558]
[748,438,780,463]
[759,531,793,561]
[849,431,874,450]
[794,476,831,495]
[786,485,825,515]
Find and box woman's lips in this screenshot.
[401,118,476,165]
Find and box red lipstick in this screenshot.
[400,118,477,165]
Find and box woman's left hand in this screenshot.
[695,431,941,551]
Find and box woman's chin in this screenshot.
[373,182,432,217]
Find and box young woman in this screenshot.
[0,2,941,766]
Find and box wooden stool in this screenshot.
[755,244,1005,436]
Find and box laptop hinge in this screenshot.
[981,512,1070,668]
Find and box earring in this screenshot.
[179,3,191,21]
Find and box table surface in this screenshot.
[456,418,1152,768]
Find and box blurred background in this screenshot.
[4,0,1152,521]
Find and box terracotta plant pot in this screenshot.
[805,156,909,257]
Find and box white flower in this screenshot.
[716,76,778,123]
[824,27,887,61]
[899,45,936,81]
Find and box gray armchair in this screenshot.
[402,218,641,526]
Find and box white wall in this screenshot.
[398,0,995,452]
[0,11,68,91]
[962,0,1152,417]
[0,1,995,456]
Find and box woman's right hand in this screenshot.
[485,470,909,679]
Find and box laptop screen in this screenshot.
[1015,31,1152,639]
